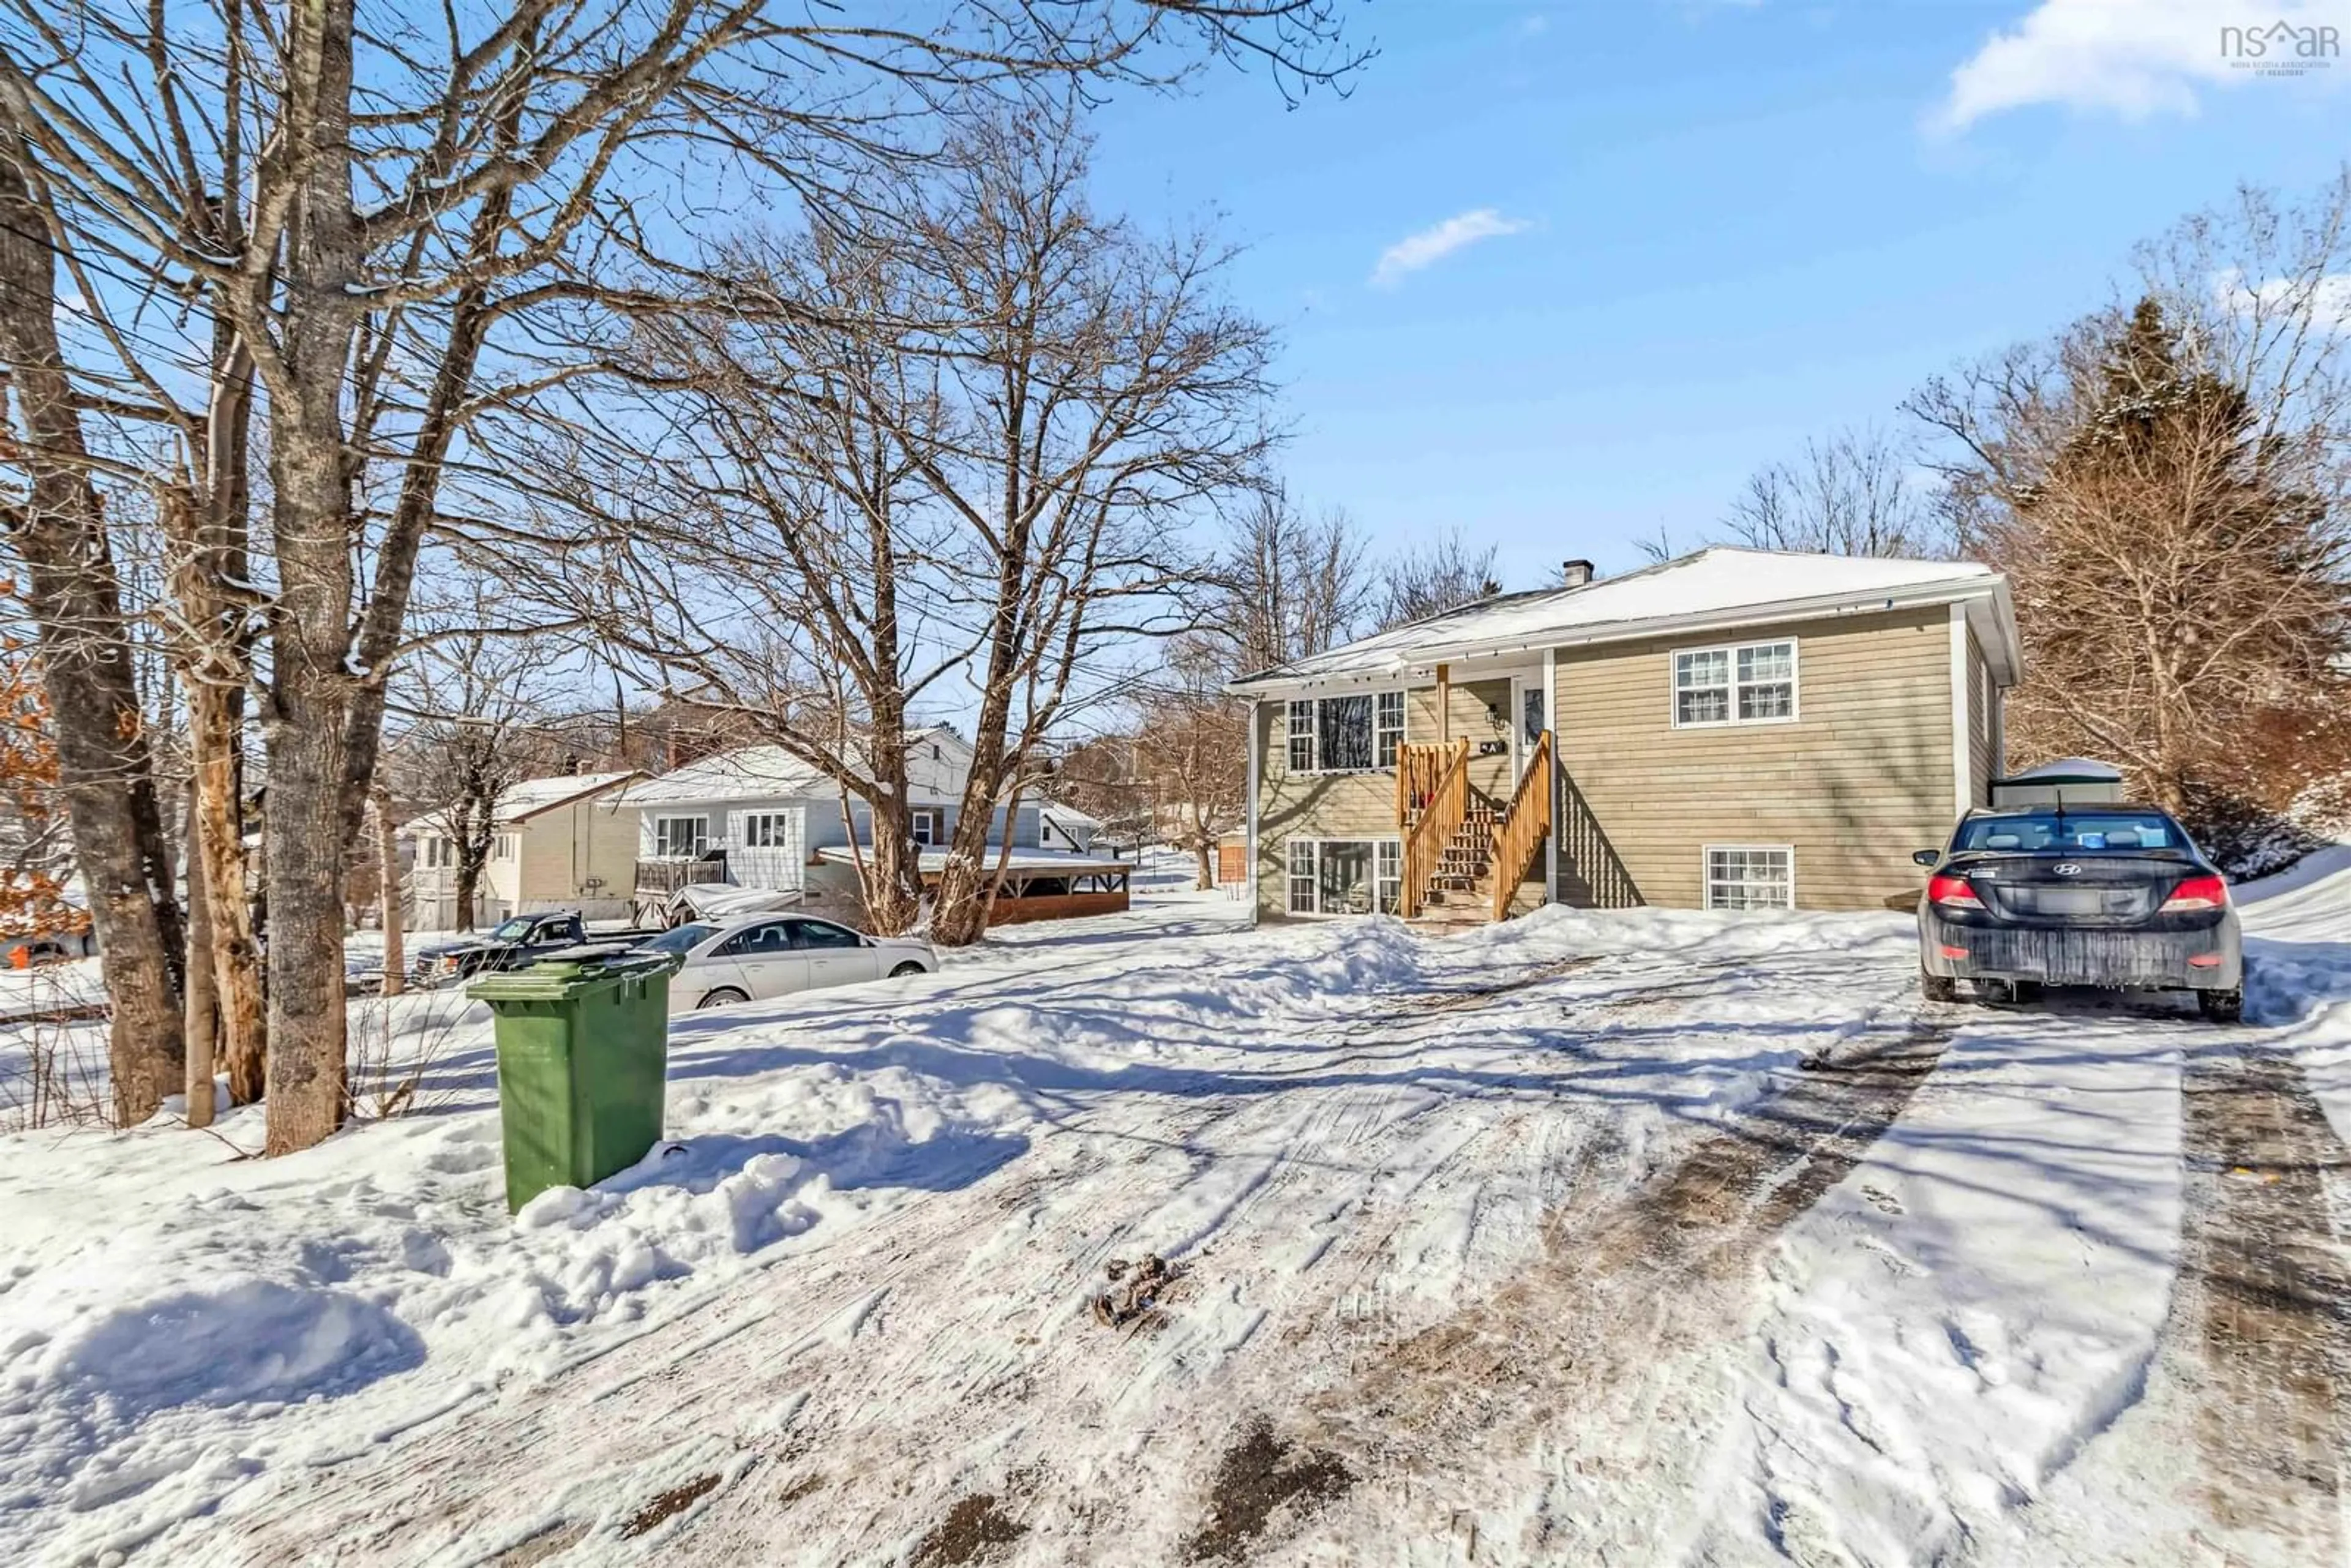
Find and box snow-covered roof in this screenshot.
[404,771,639,837]
[621,746,830,808]
[624,729,973,810]
[1229,547,2012,691]
[1039,803,1103,829]
[495,771,640,822]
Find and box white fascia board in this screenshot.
[1950,602,1972,817]
[1229,577,2003,697]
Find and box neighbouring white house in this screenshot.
[619,727,1112,924]
[403,770,644,930]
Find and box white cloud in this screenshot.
[1932,0,2351,135]
[2213,266,2351,330]
[1370,208,1531,288]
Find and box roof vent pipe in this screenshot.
[1561,559,1594,587]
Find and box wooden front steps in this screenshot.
[1408,801,1500,929]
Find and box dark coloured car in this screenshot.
[1914,805,2244,1021]
[413,912,610,986]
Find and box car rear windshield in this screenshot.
[1952,811,2183,855]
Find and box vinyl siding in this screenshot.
[1254,699,1401,919]
[1966,626,1996,808]
[1552,607,1956,910]
[1405,676,1517,803]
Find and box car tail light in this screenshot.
[2187,953,2224,969]
[2161,874,2229,912]
[1927,874,1982,907]
[1938,944,1970,961]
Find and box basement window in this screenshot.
[1286,838,1403,916]
[1703,846,1794,911]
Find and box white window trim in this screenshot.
[1283,690,1408,776]
[1701,843,1796,911]
[910,808,939,846]
[653,814,711,858]
[1284,836,1404,917]
[740,811,795,850]
[1668,638,1801,730]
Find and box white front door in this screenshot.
[1511,676,1548,784]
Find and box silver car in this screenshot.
[638,913,939,1014]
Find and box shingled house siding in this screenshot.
[1551,607,1957,910]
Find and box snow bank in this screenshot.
[0,876,1909,1562]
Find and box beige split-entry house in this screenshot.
[404,771,645,930]
[1229,548,2023,924]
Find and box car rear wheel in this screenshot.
[1921,970,1957,1003]
[696,986,749,1010]
[888,961,926,979]
[2198,987,2244,1024]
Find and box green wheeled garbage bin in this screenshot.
[467,947,684,1213]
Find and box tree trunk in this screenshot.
[929,765,1008,947]
[861,795,926,935]
[260,0,364,1156]
[186,677,267,1103]
[454,850,482,931]
[0,141,186,1125]
[1195,839,1212,893]
[182,779,218,1128]
[374,785,403,996]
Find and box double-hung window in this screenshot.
[1673,639,1798,727]
[1285,691,1404,773]
[741,812,792,849]
[1285,838,1404,916]
[1704,846,1794,910]
[1287,702,1316,771]
[911,809,940,846]
[1375,692,1405,768]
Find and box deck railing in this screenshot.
[1490,729,1554,921]
[1397,738,1471,920]
[633,855,730,897]
[1395,741,1461,827]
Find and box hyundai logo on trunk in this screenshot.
[2054,862,2083,876]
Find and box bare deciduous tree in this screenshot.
[1375,528,1500,630]
[1,0,1359,1150]
[392,585,568,933]
[0,144,185,1125]
[1222,489,1367,670]
[535,107,1275,945]
[1725,425,1951,559]
[1133,640,1249,888]
[1908,260,2350,859]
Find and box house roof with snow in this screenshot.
[494,771,642,822]
[405,770,641,837]
[1227,547,2020,694]
[621,727,975,810]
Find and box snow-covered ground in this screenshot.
[0,850,2344,1565]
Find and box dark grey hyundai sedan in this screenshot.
[1914,805,2244,1021]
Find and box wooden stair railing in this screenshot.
[1395,741,1458,827]
[1489,729,1554,922]
[1398,738,1471,919]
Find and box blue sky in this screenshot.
[1087,1,2351,588]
